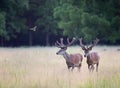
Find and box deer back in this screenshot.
[69,53,83,65]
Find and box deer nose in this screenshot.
[84,55,86,57]
[56,52,58,55]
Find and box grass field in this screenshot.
[0,46,120,88]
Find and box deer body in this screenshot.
[55,38,83,71]
[87,52,99,64]
[79,38,100,72]
[86,52,100,72]
[57,51,83,70]
[69,54,83,66]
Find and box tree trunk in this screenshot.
[29,31,32,46]
[46,32,50,46]
[0,37,4,47]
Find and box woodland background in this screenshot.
[0,0,120,46]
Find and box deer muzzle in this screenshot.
[56,52,59,55]
[84,55,86,57]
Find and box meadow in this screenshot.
[0,46,120,88]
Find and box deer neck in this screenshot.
[86,53,91,59]
[62,52,70,61]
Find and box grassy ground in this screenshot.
[0,46,120,88]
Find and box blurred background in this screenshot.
[0,0,120,47]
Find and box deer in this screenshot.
[55,38,83,71]
[79,38,100,72]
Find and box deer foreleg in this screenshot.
[91,65,94,72]
[71,66,74,72]
[67,66,71,71]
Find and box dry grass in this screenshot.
[0,46,120,88]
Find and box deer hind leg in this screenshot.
[88,64,91,72]
[96,63,99,72]
[78,63,82,72]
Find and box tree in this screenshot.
[0,11,8,46]
[34,0,58,46]
[54,3,83,38]
[0,0,29,46]
[54,0,120,44]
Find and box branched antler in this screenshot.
[88,38,99,50]
[55,37,75,48]
[67,37,76,46]
[55,38,65,48]
[79,38,86,50]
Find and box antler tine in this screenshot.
[79,38,86,50]
[67,37,76,46]
[60,38,65,46]
[89,38,99,49]
[93,38,99,46]
[54,38,64,46]
[55,42,61,48]
[55,38,64,48]
[56,41,62,46]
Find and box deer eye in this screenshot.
[61,47,67,50]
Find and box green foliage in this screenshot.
[0,0,120,45]
[0,11,9,40]
[81,13,110,41]
[0,12,6,36]
[0,0,29,41]
[54,0,120,43]
[110,16,120,43]
[54,3,83,38]
[81,75,120,88]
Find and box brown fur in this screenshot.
[55,38,83,71]
[65,53,83,71]
[87,52,100,72]
[79,38,100,72]
[70,54,83,65]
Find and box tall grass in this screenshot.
[0,46,120,88]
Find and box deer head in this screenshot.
[79,38,99,57]
[55,38,76,55]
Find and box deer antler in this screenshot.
[94,38,99,45]
[79,38,86,50]
[55,42,61,48]
[55,38,65,48]
[60,38,65,46]
[88,38,99,50]
[55,37,75,48]
[67,37,76,46]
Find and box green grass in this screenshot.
[0,46,120,88]
[80,74,120,88]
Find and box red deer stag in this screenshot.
[79,38,100,72]
[55,38,83,71]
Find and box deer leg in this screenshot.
[67,66,71,72]
[96,63,99,72]
[88,64,91,72]
[71,66,74,72]
[91,65,94,72]
[78,64,81,72]
[66,62,71,71]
